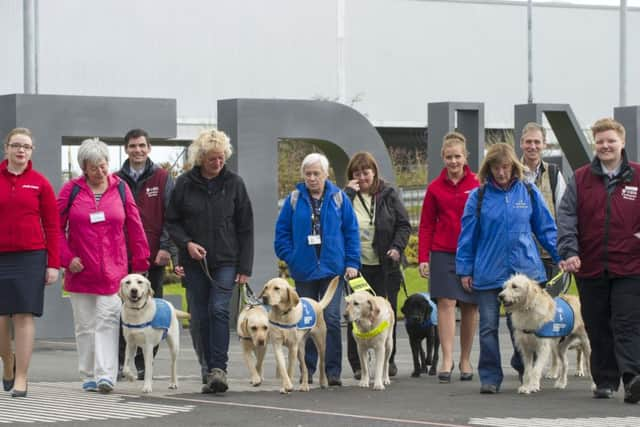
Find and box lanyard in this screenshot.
[356,192,375,225]
[310,196,323,235]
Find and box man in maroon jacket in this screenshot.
[117,128,175,379]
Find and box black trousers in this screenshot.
[118,265,165,370]
[347,264,400,372]
[577,274,640,390]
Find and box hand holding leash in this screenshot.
[187,241,207,261]
[418,262,430,278]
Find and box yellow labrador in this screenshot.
[260,276,339,394]
[119,273,190,393]
[344,291,395,391]
[499,273,591,394]
[236,304,270,386]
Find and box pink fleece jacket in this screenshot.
[58,174,150,295]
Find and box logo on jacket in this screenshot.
[146,186,160,198]
[515,200,528,209]
[622,186,638,201]
[22,184,39,190]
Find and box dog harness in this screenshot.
[417,292,438,327]
[122,298,172,340]
[269,298,317,330]
[352,319,390,340]
[524,297,575,338]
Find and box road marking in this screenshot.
[144,394,472,427]
[469,417,640,427]
[0,383,194,424]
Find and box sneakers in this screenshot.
[480,384,499,394]
[624,376,640,404]
[203,368,228,394]
[97,378,114,394]
[593,387,614,399]
[82,380,98,392]
[388,362,398,377]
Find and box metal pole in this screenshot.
[620,0,627,106]
[23,0,37,94]
[337,0,346,104]
[527,0,533,104]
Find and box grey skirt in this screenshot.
[0,250,47,316]
[429,251,477,304]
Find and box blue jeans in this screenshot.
[476,288,504,388]
[295,278,344,378]
[184,264,236,372]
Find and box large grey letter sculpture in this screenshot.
[0,94,176,338]
[217,99,393,290]
[427,102,485,183]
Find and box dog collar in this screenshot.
[238,334,253,341]
[127,298,149,311]
[352,319,390,340]
[268,319,298,329]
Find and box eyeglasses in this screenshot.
[7,143,33,151]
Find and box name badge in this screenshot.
[307,234,322,245]
[90,211,106,223]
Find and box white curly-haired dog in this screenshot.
[498,273,591,395]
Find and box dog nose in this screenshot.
[262,296,269,304]
[257,339,265,346]
[131,288,138,296]
[343,313,350,321]
[497,293,504,301]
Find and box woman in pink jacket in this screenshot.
[58,138,149,393]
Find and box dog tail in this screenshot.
[317,276,340,310]
[175,309,191,320]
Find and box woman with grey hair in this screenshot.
[166,129,254,394]
[274,152,360,386]
[58,138,149,393]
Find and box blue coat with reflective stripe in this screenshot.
[456,179,560,291]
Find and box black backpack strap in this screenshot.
[475,184,486,218]
[62,184,82,216]
[546,163,559,208]
[118,180,127,210]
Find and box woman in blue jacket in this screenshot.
[274,152,360,386]
[456,143,560,394]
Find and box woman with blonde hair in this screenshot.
[456,142,559,394]
[0,128,60,397]
[418,132,479,383]
[166,129,254,394]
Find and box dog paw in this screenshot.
[544,372,558,379]
[554,379,567,389]
[410,371,420,378]
[279,387,290,394]
[373,382,385,391]
[168,383,178,390]
[575,369,585,377]
[518,385,531,394]
[250,376,262,386]
[122,368,136,382]
[298,384,310,392]
[383,378,391,386]
[142,385,153,393]
[358,380,369,388]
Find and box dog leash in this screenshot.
[242,283,263,307]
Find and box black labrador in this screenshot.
[401,293,439,377]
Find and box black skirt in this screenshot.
[0,250,47,317]
[429,251,477,304]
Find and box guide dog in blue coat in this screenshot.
[401,293,439,377]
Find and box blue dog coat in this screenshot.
[534,297,575,338]
[418,293,438,327]
[122,298,172,340]
[269,298,317,330]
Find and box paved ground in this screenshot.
[2,319,638,426]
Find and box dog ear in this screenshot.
[118,284,125,302]
[367,298,380,318]
[287,285,300,306]
[241,317,249,336]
